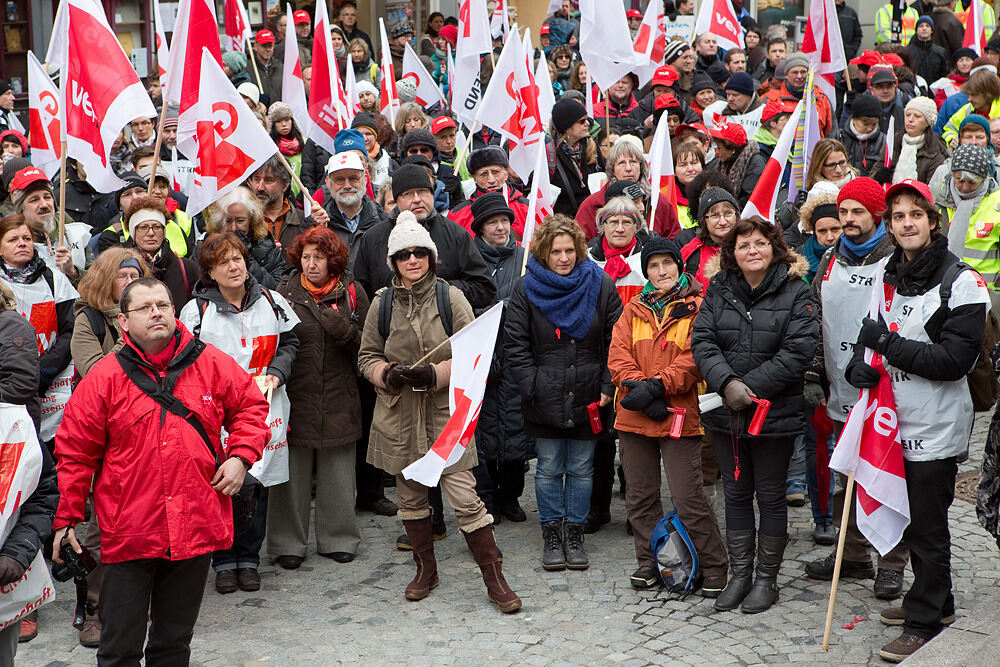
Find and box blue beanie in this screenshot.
[334,129,367,154]
[960,114,993,148]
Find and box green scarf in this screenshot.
[638,274,689,314]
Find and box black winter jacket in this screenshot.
[352,211,497,309]
[243,231,288,290]
[301,140,332,195]
[692,254,819,437]
[837,122,888,177]
[505,272,623,440]
[837,3,863,59]
[313,195,388,270]
[908,37,950,84]
[551,140,602,218]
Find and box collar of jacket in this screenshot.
[193,274,264,313]
[120,319,202,371]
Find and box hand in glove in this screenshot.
[872,166,894,185]
[722,379,756,410]
[383,363,407,392]
[858,316,891,352]
[641,398,671,421]
[845,361,881,389]
[804,381,826,408]
[0,555,25,586]
[620,378,665,411]
[793,188,809,209]
[399,364,437,389]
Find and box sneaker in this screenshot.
[786,492,806,507]
[812,522,836,546]
[17,613,37,643]
[874,568,904,600]
[630,565,659,589]
[700,574,727,599]
[878,632,927,662]
[78,611,101,648]
[215,570,238,594]
[879,606,955,627]
[804,553,875,580]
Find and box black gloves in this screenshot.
[399,364,437,389]
[872,166,894,185]
[383,363,407,392]
[641,400,670,421]
[794,188,809,208]
[845,361,881,389]
[0,555,25,586]
[858,317,891,352]
[804,381,826,408]
[620,378,665,411]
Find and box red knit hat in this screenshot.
[837,177,887,219]
[439,25,458,48]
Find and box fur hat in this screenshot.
[386,210,438,269]
[356,80,379,99]
[267,101,293,125]
[798,189,839,234]
[467,146,509,175]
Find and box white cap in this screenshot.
[237,82,260,105]
[325,151,366,175]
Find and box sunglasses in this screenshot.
[393,248,430,262]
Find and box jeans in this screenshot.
[534,438,596,524]
[786,434,807,495]
[804,418,835,525]
[213,487,268,571]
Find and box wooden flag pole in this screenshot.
[247,41,263,95]
[411,335,451,367]
[273,148,316,212]
[821,469,857,651]
[147,101,171,195]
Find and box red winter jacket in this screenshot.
[576,182,682,241]
[448,186,530,238]
[53,321,270,563]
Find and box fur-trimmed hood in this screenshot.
[798,189,839,234]
[702,250,810,281]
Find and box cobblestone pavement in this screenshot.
[18,416,1000,666]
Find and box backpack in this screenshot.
[649,511,701,598]
[377,280,453,340]
[70,305,121,390]
[938,261,1000,411]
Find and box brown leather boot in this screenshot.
[463,524,522,613]
[402,516,438,601]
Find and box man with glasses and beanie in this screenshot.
[51,277,270,665]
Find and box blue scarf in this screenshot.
[523,256,603,340]
[838,222,887,264]
[801,235,832,282]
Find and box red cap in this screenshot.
[626,9,643,19]
[885,178,935,206]
[675,122,709,139]
[431,116,457,134]
[10,166,50,193]
[293,10,310,24]
[255,29,275,44]
[761,98,796,123]
[655,94,681,112]
[708,122,748,147]
[651,64,679,88]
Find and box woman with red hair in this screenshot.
[269,227,370,569]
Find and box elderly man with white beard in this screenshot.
[9,166,79,282]
[310,152,388,267]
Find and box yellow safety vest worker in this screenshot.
[875,3,919,44]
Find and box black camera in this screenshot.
[51,542,97,583]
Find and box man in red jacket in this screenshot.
[448,147,530,238]
[50,278,270,665]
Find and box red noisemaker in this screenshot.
[667,407,685,439]
[587,401,602,434]
[747,398,771,436]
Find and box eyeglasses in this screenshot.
[706,210,737,223]
[823,158,849,171]
[124,302,173,315]
[606,218,636,229]
[393,248,430,262]
[735,240,771,253]
[133,223,164,235]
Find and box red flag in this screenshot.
[742,100,805,222]
[694,0,745,51]
[27,52,62,179]
[161,0,222,114]
[45,0,157,193]
[632,0,666,87]
[378,18,400,121]
[223,0,252,52]
[176,49,278,215]
[307,0,341,154]
[801,0,848,103]
[964,0,988,54]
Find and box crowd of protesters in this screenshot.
[3,0,1000,664]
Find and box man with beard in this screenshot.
[310,152,387,267]
[247,154,305,259]
[448,147,529,237]
[9,167,78,280]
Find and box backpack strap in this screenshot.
[436,280,453,336]
[378,286,395,340]
[259,287,289,324]
[192,297,210,337]
[938,260,973,309]
[81,305,115,346]
[376,282,452,340]
[176,253,190,295]
[41,266,56,298]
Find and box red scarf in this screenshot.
[278,136,301,156]
[673,179,688,207]
[601,236,637,280]
[301,273,340,301]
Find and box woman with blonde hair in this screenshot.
[391,102,431,159]
[506,214,623,571]
[349,37,380,86]
[203,186,287,289]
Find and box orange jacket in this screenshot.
[762,82,833,136]
[608,278,703,438]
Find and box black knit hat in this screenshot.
[115,171,148,209]
[467,146,509,175]
[691,73,716,95]
[552,98,588,133]
[351,112,378,134]
[640,236,683,278]
[697,187,739,222]
[851,93,881,120]
[391,164,434,200]
[400,128,437,157]
[1,157,30,192]
[470,191,515,234]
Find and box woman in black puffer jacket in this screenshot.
[201,186,288,289]
[506,214,622,573]
[691,216,818,615]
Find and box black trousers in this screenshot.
[711,430,794,536]
[355,379,386,504]
[98,554,211,667]
[902,457,957,640]
[589,406,618,517]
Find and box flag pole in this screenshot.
[821,469,856,650]
[57,140,68,246]
[273,148,316,212]
[412,335,451,367]
[147,101,171,195]
[247,41,263,95]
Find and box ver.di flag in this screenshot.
[378,18,401,121]
[453,0,491,127]
[223,0,252,52]
[647,105,678,230]
[632,0,667,88]
[281,4,310,137]
[152,0,170,87]
[307,0,342,153]
[801,0,848,103]
[402,42,445,108]
[403,303,504,487]
[27,52,62,179]
[695,0,745,51]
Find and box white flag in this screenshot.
[632,0,667,87]
[522,142,554,247]
[453,0,492,126]
[281,5,310,137]
[151,0,171,88]
[579,0,639,92]
[27,52,62,179]
[402,42,445,109]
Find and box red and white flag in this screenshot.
[632,0,667,87]
[478,28,544,180]
[223,0,252,52]
[177,49,278,216]
[964,0,989,54]
[446,44,457,109]
[402,42,445,109]
[829,263,910,556]
[580,0,639,92]
[46,0,157,193]
[522,142,554,247]
[535,49,555,128]
[344,49,360,118]
[647,107,677,230]
[694,0,745,51]
[402,302,505,487]
[152,0,170,87]
[378,18,401,122]
[160,0,222,114]
[281,5,310,137]
[801,0,848,103]
[585,70,597,119]
[490,0,510,40]
[453,0,492,126]
[884,115,895,167]
[27,52,62,179]
[742,100,804,221]
[308,0,342,154]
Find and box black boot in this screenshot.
[714,529,755,612]
[563,522,589,570]
[740,533,789,614]
[541,521,566,570]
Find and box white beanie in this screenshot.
[905,96,938,130]
[127,208,166,240]
[356,80,379,99]
[386,211,438,269]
